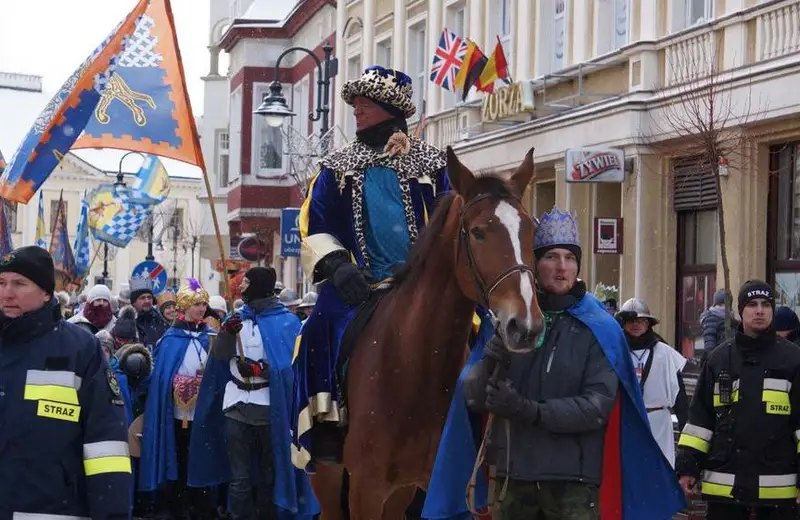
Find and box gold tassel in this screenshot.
[384,131,411,157]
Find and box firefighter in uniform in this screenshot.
[676,280,800,520]
[0,246,132,519]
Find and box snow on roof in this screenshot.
[0,72,203,181]
[241,0,300,22]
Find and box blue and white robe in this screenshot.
[291,136,449,470]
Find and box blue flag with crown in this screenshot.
[49,192,78,291]
[0,201,14,258]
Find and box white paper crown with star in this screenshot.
[534,207,580,251]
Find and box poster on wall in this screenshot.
[594,217,623,254]
[565,147,625,183]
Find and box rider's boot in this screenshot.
[311,422,344,465]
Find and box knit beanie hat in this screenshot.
[737,280,775,316]
[242,267,277,303]
[774,306,800,333]
[0,246,55,294]
[713,289,730,307]
[87,284,113,304]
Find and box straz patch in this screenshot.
[766,402,791,415]
[106,368,124,406]
[37,400,80,422]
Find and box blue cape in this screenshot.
[424,294,686,520]
[138,325,229,491]
[197,304,320,518]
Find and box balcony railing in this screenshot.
[664,30,718,86]
[756,0,800,61]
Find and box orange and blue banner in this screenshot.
[1,0,204,204]
[49,192,78,290]
[0,201,14,258]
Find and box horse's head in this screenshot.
[446,146,543,352]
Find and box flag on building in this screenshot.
[0,201,14,258]
[35,191,46,248]
[0,0,149,203]
[73,193,91,279]
[49,192,78,291]
[477,36,511,93]
[1,0,204,204]
[455,41,489,101]
[430,29,468,91]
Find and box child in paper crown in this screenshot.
[139,278,230,519]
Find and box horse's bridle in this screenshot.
[458,193,536,309]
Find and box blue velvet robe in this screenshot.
[197,304,320,519]
[138,324,229,492]
[292,154,450,470]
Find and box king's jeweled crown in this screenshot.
[534,207,580,250]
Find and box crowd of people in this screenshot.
[3,61,800,520]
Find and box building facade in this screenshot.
[0,72,217,296]
[207,0,337,295]
[335,0,800,359]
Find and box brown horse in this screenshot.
[311,146,543,520]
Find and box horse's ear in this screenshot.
[446,146,475,196]
[509,147,535,197]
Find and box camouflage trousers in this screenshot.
[498,480,599,520]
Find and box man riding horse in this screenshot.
[292,66,454,469]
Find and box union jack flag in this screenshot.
[430,29,467,91]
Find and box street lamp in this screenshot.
[254,41,337,142]
[101,152,141,285]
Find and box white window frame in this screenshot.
[252,82,287,178]
[613,0,630,50]
[292,75,311,138]
[375,35,393,69]
[345,54,362,138]
[216,130,230,188]
[442,2,467,110]
[229,87,242,179]
[686,0,713,27]
[406,16,427,123]
[554,0,567,72]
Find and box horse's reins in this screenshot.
[457,192,535,516]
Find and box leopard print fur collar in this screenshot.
[319,137,447,271]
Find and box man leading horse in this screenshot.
[292,65,456,469]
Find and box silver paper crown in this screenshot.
[129,276,154,292]
[534,207,580,250]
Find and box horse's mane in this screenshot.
[394,174,514,288]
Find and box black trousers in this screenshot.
[226,417,276,520]
[706,502,797,520]
[159,420,216,519]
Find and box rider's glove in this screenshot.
[321,251,370,306]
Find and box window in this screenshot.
[443,5,466,110]
[376,38,392,68]
[216,130,229,187]
[253,84,284,174]
[613,0,630,50]
[497,0,513,65]
[2,200,17,233]
[769,143,800,316]
[687,0,713,26]
[408,22,427,121]
[167,208,184,239]
[677,209,718,361]
[229,89,242,178]
[554,0,567,71]
[345,56,362,138]
[49,199,67,233]
[292,76,310,138]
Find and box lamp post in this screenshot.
[253,41,337,149]
[184,235,199,278]
[101,152,141,285]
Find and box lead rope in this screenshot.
[466,313,512,518]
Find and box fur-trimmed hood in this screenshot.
[114,342,153,378]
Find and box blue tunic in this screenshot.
[363,166,411,282]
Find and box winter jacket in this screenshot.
[463,307,618,484]
[700,306,738,356]
[676,329,800,506]
[0,300,132,519]
[135,309,169,351]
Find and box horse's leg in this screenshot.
[383,486,417,520]
[310,464,346,520]
[348,474,390,520]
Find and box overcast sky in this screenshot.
[0,0,301,115]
